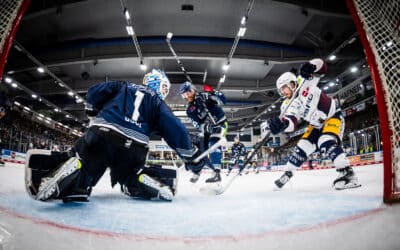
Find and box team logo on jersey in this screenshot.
[189,106,196,112]
[303,94,314,117]
[302,87,310,97]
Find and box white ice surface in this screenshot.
[0,163,399,250]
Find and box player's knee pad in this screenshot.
[318,135,344,161]
[297,139,316,156]
[288,146,307,168]
[25,149,72,199]
[122,165,177,200]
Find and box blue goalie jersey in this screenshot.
[87,81,193,157]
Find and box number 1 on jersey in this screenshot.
[132,91,144,122]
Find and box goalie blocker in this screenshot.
[25,149,178,202]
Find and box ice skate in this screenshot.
[206,169,221,183]
[274,171,293,189]
[333,167,361,190]
[226,169,232,176]
[138,174,174,201]
[36,157,82,201]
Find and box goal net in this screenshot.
[347,0,400,202]
[0,0,30,79]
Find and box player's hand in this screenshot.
[260,121,270,137]
[85,107,99,117]
[300,62,317,80]
[268,117,288,135]
[181,147,206,173]
[203,122,213,135]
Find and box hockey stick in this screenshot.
[193,136,227,163]
[200,77,305,195]
[199,131,271,195]
[165,33,193,83]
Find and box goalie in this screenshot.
[261,59,361,190]
[25,69,206,202]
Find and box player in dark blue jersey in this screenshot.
[227,136,246,176]
[179,82,228,183]
[25,69,206,202]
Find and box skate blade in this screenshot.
[334,181,362,190]
[272,186,282,191]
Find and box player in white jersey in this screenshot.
[261,58,361,190]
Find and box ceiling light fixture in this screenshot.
[328,55,336,61]
[237,27,247,37]
[222,62,230,71]
[167,32,173,40]
[140,62,147,71]
[126,26,134,35]
[124,8,130,20]
[241,16,247,25]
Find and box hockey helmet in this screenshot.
[276,72,297,96]
[203,84,214,92]
[179,81,196,98]
[143,69,171,100]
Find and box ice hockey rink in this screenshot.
[0,162,399,250]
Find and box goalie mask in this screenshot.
[276,72,297,97]
[143,69,171,100]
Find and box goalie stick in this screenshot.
[200,77,305,195]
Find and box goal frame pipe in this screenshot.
[346,0,399,203]
[0,0,31,80]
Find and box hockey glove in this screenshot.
[202,122,214,135]
[268,117,289,135]
[85,108,99,117]
[300,62,317,80]
[260,121,270,138]
[181,147,207,174]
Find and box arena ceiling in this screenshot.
[3,0,367,132]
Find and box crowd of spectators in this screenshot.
[0,110,78,153]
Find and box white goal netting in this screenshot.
[348,0,400,202]
[0,0,27,77]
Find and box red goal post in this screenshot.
[0,0,31,80]
[347,0,400,203]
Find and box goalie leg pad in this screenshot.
[36,156,87,201]
[25,149,71,198]
[122,165,177,201]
